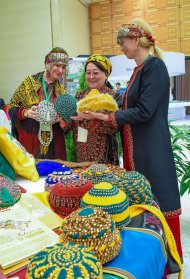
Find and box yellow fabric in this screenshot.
[112,208,131,223]
[77,89,118,113]
[0,127,39,182]
[32,192,50,208]
[128,204,182,279]
[86,55,112,77]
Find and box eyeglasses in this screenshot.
[85,71,102,77]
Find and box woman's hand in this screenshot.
[27,106,39,120]
[71,111,109,121]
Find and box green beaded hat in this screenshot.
[0,174,21,208]
[117,171,154,206]
[54,93,77,122]
[60,206,122,264]
[26,242,102,279]
[82,164,117,184]
[80,182,131,230]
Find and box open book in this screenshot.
[0,194,60,270]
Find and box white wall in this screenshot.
[0,0,52,102]
[51,0,90,57]
[0,0,90,103]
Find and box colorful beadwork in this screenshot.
[117,171,154,206]
[60,207,122,264]
[80,182,131,230]
[26,242,102,279]
[49,177,93,216]
[45,171,76,192]
[0,175,21,208]
[82,164,117,184]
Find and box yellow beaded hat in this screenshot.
[82,164,117,185]
[26,242,102,279]
[117,171,154,205]
[80,182,131,230]
[77,89,118,113]
[60,206,122,264]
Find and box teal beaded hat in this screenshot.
[60,206,122,264]
[54,93,77,122]
[80,182,131,230]
[117,171,154,205]
[0,174,21,208]
[26,242,102,279]
[82,164,117,184]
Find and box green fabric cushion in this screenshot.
[0,152,15,180]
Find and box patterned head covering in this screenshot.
[80,182,131,230]
[117,23,155,46]
[26,242,103,279]
[0,175,21,208]
[117,171,154,206]
[45,47,69,65]
[85,54,112,77]
[49,177,93,216]
[60,206,122,264]
[45,171,77,192]
[82,164,117,185]
[54,94,77,122]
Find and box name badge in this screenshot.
[77,127,88,142]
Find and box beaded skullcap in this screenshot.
[80,182,131,230]
[54,94,77,122]
[26,242,102,279]
[60,207,121,264]
[49,177,93,216]
[45,171,76,192]
[117,171,154,206]
[82,164,117,185]
[0,175,21,208]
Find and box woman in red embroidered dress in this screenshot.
[72,19,182,262]
[68,55,119,165]
[9,47,68,160]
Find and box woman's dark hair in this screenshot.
[0,98,5,110]
[85,61,107,75]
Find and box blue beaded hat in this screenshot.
[117,171,154,206]
[60,206,122,264]
[80,182,131,230]
[26,242,102,279]
[82,164,117,184]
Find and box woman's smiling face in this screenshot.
[85,62,107,90]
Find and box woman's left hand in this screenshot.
[71,111,109,121]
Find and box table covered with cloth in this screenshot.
[2,177,181,279]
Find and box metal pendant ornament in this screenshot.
[37,100,57,146]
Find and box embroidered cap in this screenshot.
[60,206,122,264]
[0,174,21,208]
[26,242,102,279]
[82,164,117,185]
[49,177,93,216]
[80,182,131,230]
[117,171,154,206]
[45,172,78,192]
[54,94,77,122]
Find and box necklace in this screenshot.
[37,75,57,147]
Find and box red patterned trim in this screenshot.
[108,113,118,129]
[122,57,152,171]
[163,208,182,218]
